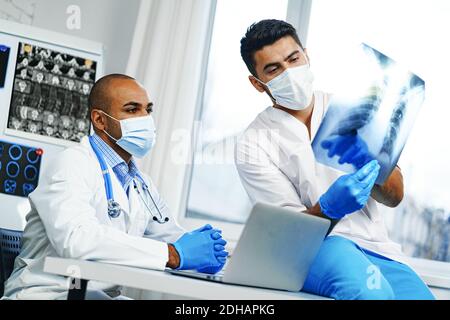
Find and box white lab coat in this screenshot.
[2,137,185,300]
[235,91,406,262]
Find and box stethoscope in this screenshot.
[89,136,169,224]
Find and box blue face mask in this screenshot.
[102,112,157,158]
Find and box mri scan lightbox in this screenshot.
[0,20,103,146]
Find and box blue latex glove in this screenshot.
[172,224,228,273]
[197,232,228,274]
[319,160,380,219]
[321,134,375,170]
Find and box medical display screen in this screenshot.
[7,42,97,143]
[312,43,425,184]
[0,140,43,198]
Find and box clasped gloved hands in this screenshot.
[321,134,375,170]
[319,160,380,220]
[172,224,228,274]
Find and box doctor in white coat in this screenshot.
[235,19,434,300]
[3,74,228,300]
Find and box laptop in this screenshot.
[168,203,331,292]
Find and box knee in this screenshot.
[353,285,395,300]
[331,279,395,300]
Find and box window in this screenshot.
[307,0,450,262]
[185,0,289,224]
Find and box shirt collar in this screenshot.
[264,92,325,142]
[91,133,125,169]
[91,133,144,190]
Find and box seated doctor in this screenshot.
[3,74,228,300]
[235,19,434,300]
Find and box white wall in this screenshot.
[2,0,141,75]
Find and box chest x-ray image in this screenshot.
[312,43,426,184]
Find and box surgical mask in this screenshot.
[102,112,157,158]
[258,64,315,111]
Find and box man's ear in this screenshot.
[91,109,106,132]
[249,75,266,93]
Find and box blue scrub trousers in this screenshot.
[302,236,435,300]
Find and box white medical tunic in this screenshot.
[235,91,406,261]
[2,137,185,300]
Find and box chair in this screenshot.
[0,228,23,297]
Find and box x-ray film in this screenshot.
[312,43,425,184]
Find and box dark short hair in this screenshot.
[88,74,135,113]
[240,19,304,77]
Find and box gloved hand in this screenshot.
[197,232,228,274]
[172,224,228,273]
[319,160,380,219]
[321,134,374,169]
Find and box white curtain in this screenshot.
[126,0,215,220]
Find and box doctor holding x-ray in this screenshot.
[235,19,434,300]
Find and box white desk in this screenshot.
[43,257,330,300]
